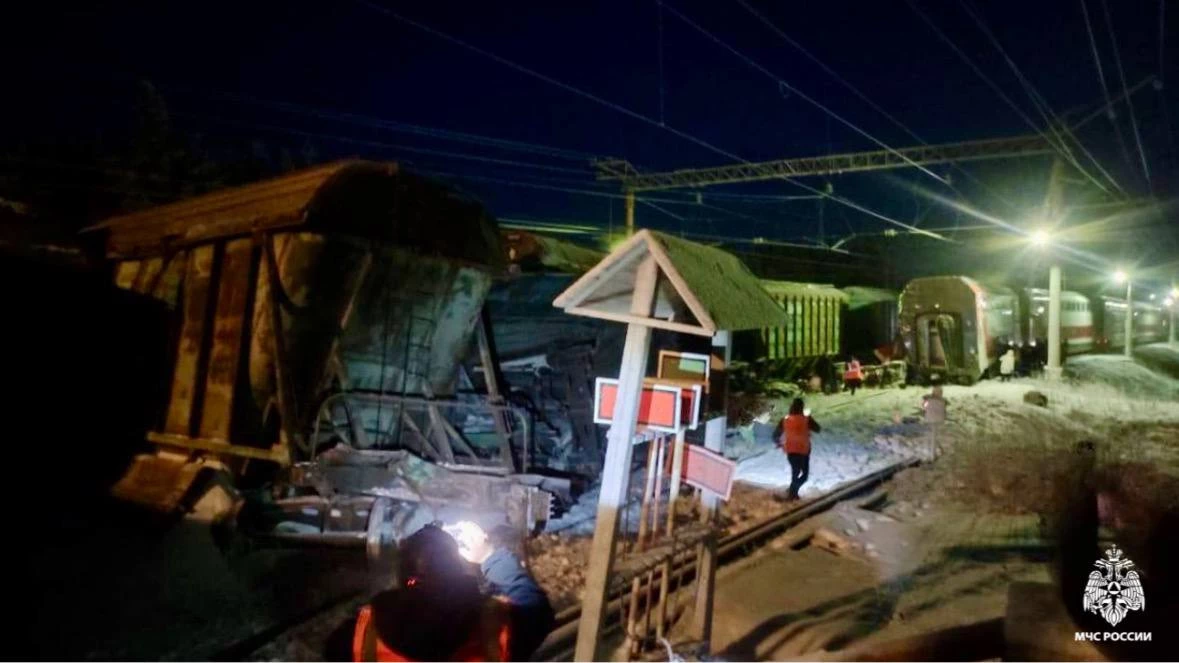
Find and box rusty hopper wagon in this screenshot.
[93,161,567,555]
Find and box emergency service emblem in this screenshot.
[1082,545,1145,627]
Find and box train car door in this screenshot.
[915,313,962,373]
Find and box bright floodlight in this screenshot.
[1113,270,1127,284]
[1030,230,1050,247]
[1166,297,1175,308]
[1172,287,1179,298]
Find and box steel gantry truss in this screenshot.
[595,134,1053,233]
[597,134,1050,191]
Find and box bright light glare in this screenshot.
[1165,298,1175,308]
[1030,230,1050,247]
[442,521,488,563]
[1113,270,1127,284]
[1172,288,1179,299]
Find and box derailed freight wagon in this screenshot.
[734,281,846,382]
[842,286,900,360]
[899,276,1022,384]
[92,161,566,555]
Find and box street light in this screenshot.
[1031,231,1062,379]
[1113,269,1127,284]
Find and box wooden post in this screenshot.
[668,428,686,501]
[624,440,659,658]
[574,256,658,662]
[692,330,730,645]
[656,428,685,640]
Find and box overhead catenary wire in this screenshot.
[352,0,948,241]
[94,94,600,178]
[957,0,1126,197]
[1099,0,1153,189]
[155,83,603,163]
[157,107,595,175]
[410,167,766,217]
[732,0,1023,214]
[661,1,949,187]
[905,0,1120,198]
[1079,0,1138,173]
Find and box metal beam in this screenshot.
[597,134,1051,192]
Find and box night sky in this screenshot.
[3,0,1176,273]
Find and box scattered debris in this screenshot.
[813,527,858,556]
[1023,390,1049,407]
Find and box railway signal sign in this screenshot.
[680,444,736,501]
[593,377,703,432]
[656,350,711,385]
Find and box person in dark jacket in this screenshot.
[779,398,821,501]
[326,522,554,662]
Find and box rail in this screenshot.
[219,455,917,661]
[533,458,918,660]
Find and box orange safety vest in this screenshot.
[844,361,863,381]
[781,414,811,455]
[352,598,512,662]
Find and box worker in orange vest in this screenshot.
[843,356,864,395]
[329,522,554,661]
[779,397,822,501]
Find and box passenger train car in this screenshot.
[898,276,1022,385]
[901,276,1170,384]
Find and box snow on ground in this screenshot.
[1064,350,1179,400]
[733,433,904,497]
[528,348,1179,614]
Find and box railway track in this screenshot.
[533,458,917,661]
[224,421,915,661]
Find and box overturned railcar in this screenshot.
[93,161,565,548]
[900,276,1022,384]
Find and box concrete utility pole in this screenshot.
[1170,281,1177,347]
[1170,301,1176,346]
[1125,280,1134,358]
[1046,265,1063,379]
[1041,158,1066,380]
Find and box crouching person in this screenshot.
[328,522,554,661]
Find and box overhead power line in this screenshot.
[905,0,1121,198]
[157,83,603,162]
[159,107,594,175]
[733,0,1022,213]
[661,1,949,187]
[1080,0,1138,174]
[353,0,946,240]
[1099,0,1153,189]
[957,0,1126,196]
